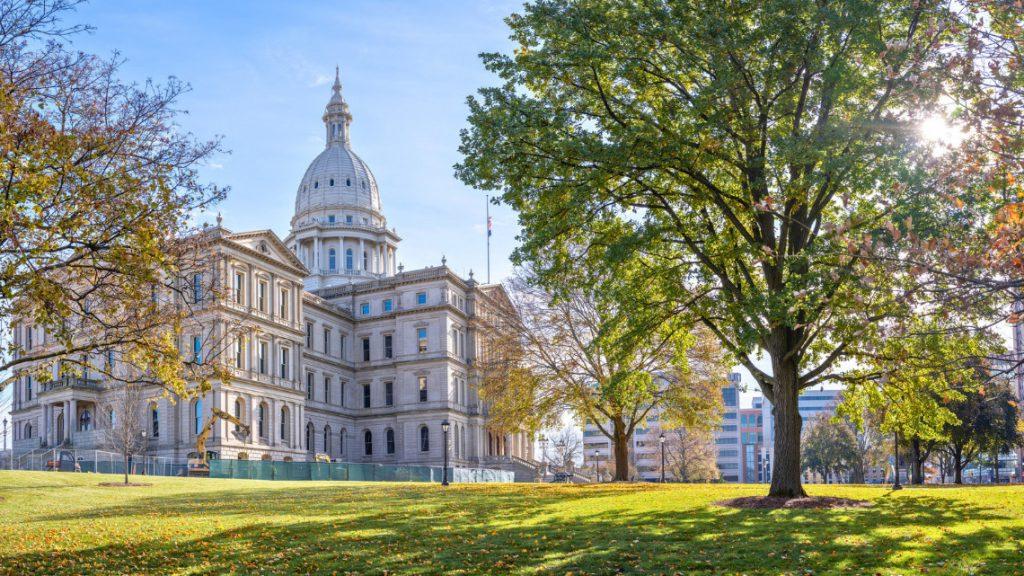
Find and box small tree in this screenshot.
[101,381,148,485]
[479,267,727,481]
[801,413,858,483]
[541,427,582,475]
[656,426,718,483]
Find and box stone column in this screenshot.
[358,239,365,272]
[61,401,69,444]
[69,399,78,436]
[269,398,277,447]
[313,237,320,273]
[383,244,389,277]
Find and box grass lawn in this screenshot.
[2,471,1024,575]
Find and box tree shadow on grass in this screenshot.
[5,484,1024,575]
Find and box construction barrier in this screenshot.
[209,459,513,483]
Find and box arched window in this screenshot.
[328,248,337,271]
[340,428,346,455]
[386,428,395,454]
[324,425,332,456]
[233,398,244,433]
[420,426,430,452]
[314,180,319,189]
[258,402,267,438]
[345,249,354,270]
[364,430,373,456]
[79,409,92,432]
[193,399,203,436]
[150,403,159,438]
[280,406,290,442]
[329,178,335,186]
[454,424,460,459]
[306,422,315,452]
[346,178,351,186]
[24,423,32,439]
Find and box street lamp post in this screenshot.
[441,420,450,486]
[593,449,600,482]
[2,418,8,470]
[893,431,902,491]
[539,434,548,479]
[659,432,666,483]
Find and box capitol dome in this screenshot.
[285,67,400,291]
[292,68,382,222]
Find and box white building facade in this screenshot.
[8,71,535,474]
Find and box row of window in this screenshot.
[228,337,292,379]
[230,271,294,320]
[303,375,430,407]
[358,291,429,316]
[307,177,368,191]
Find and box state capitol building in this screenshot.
[8,70,536,475]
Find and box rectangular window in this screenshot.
[324,377,332,404]
[258,342,268,374]
[25,325,32,350]
[234,272,244,304]
[383,299,393,312]
[323,328,331,354]
[340,382,346,408]
[339,335,346,360]
[151,406,159,438]
[363,383,371,408]
[362,337,370,362]
[416,292,427,305]
[25,375,32,401]
[192,336,202,364]
[257,281,267,312]
[383,334,393,359]
[306,323,314,348]
[360,302,370,315]
[306,372,314,400]
[279,348,290,379]
[279,289,288,318]
[192,273,203,303]
[417,327,428,353]
[385,381,394,406]
[234,338,244,369]
[419,376,428,402]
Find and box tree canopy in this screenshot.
[457,0,1023,497]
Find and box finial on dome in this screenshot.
[216,212,223,227]
[333,65,341,94]
[442,255,447,266]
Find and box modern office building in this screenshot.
[713,372,743,482]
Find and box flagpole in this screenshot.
[486,195,491,284]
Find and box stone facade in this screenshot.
[8,69,535,471]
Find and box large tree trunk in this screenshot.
[767,355,806,498]
[612,418,630,482]
[123,452,129,485]
[910,438,924,485]
[993,451,1000,483]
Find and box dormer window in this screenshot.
[346,215,353,224]
[314,181,319,189]
[327,214,336,224]
[329,178,335,186]
[346,178,351,186]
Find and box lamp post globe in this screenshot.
[659,432,666,484]
[441,420,450,487]
[593,449,601,482]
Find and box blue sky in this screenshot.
[69,0,524,282]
